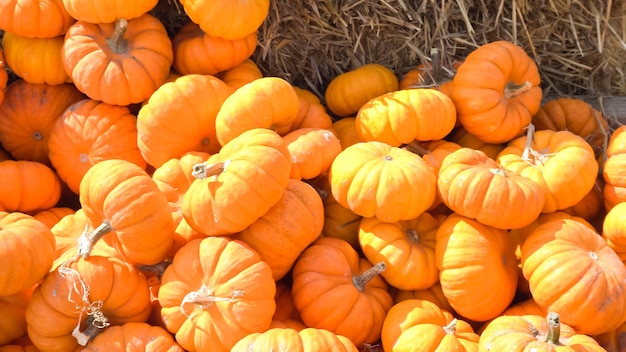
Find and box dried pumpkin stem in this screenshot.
[443,318,458,334]
[192,160,230,180]
[353,262,386,292]
[505,80,534,99]
[406,228,420,243]
[404,140,431,156]
[180,284,244,317]
[77,220,115,258]
[106,18,129,54]
[545,312,561,344]
[521,122,536,162]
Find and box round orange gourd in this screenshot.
[0,0,74,38]
[329,141,437,223]
[82,322,184,352]
[451,41,542,143]
[49,99,147,194]
[393,282,455,314]
[25,255,152,351]
[413,139,462,211]
[233,179,324,280]
[61,0,157,23]
[137,74,233,168]
[291,237,393,346]
[172,22,257,75]
[332,117,361,150]
[0,80,85,164]
[62,14,173,106]
[324,63,399,117]
[603,125,626,210]
[497,127,599,213]
[178,0,269,40]
[603,201,626,264]
[182,128,292,236]
[437,147,545,229]
[0,160,62,213]
[159,236,276,352]
[451,127,505,160]
[358,212,439,291]
[291,87,334,130]
[355,88,457,146]
[78,159,175,265]
[381,299,479,352]
[436,213,518,322]
[231,327,358,352]
[2,33,70,85]
[216,58,263,90]
[521,217,626,335]
[33,207,75,229]
[0,288,33,345]
[215,76,300,145]
[283,127,343,180]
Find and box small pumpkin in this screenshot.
[0,160,62,213]
[82,322,184,352]
[216,58,263,90]
[61,0,157,23]
[450,127,505,160]
[451,41,542,143]
[231,327,359,352]
[393,282,455,314]
[291,87,334,131]
[283,127,343,180]
[2,33,70,85]
[603,125,626,210]
[602,201,626,264]
[331,117,361,150]
[33,207,75,229]
[0,0,74,38]
[0,288,34,345]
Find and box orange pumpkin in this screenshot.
[2,33,70,85]
[216,58,263,90]
[393,282,455,314]
[603,125,626,210]
[291,237,393,346]
[0,288,33,345]
[82,322,184,352]
[62,14,173,106]
[231,327,358,352]
[0,160,62,213]
[381,299,479,351]
[450,127,505,160]
[291,87,334,131]
[331,117,361,150]
[182,128,292,236]
[33,207,75,229]
[603,201,626,264]
[78,159,175,265]
[283,127,343,180]
[49,99,147,194]
[61,0,157,23]
[0,80,85,164]
[451,41,542,143]
[0,0,74,38]
[159,236,276,352]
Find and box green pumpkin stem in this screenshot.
[545,312,561,344]
[77,220,115,258]
[106,18,129,54]
[353,262,386,292]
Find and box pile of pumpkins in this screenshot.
[1,0,626,351]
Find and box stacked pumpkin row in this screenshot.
[1,0,626,351]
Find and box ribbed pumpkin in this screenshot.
[436,213,518,322]
[283,127,343,180]
[331,117,361,150]
[216,58,263,90]
[602,201,626,264]
[61,0,157,23]
[291,237,393,346]
[521,217,626,335]
[0,288,33,346]
[381,299,479,352]
[0,160,62,213]
[2,33,70,85]
[451,40,542,143]
[355,88,457,146]
[49,99,147,194]
[138,74,234,168]
[231,327,359,352]
[25,256,152,351]
[451,127,505,160]
[78,159,175,265]
[182,128,292,236]
[159,236,276,352]
[62,14,173,106]
[603,125,626,210]
[393,282,455,314]
[0,80,85,164]
[0,0,74,38]
[82,322,184,352]
[33,207,75,228]
[329,141,437,223]
[172,22,258,75]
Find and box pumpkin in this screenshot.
[0,80,85,164]
[603,125,626,210]
[25,255,152,351]
[0,160,62,213]
[332,117,361,150]
[2,33,70,85]
[178,0,270,40]
[159,236,276,352]
[521,217,626,335]
[437,147,545,229]
[436,213,518,322]
[355,88,457,146]
[561,178,604,222]
[497,124,599,213]
[478,313,606,351]
[501,298,548,317]
[78,159,175,265]
[450,40,542,143]
[381,299,479,352]
[359,212,440,291]
[329,141,437,223]
[33,207,75,229]
[215,76,300,145]
[291,87,334,131]
[602,201,626,264]
[0,0,74,38]
[137,74,234,168]
[0,288,33,345]
[182,128,292,236]
[532,97,609,157]
[233,179,324,280]
[62,14,173,106]
[291,237,393,346]
[82,322,184,352]
[231,327,359,352]
[450,127,505,160]
[61,0,157,23]
[49,99,147,194]
[283,127,343,180]
[324,63,399,117]
[393,282,455,314]
[216,58,263,90]
[172,22,257,75]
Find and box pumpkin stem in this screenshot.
[192,160,229,180]
[404,140,431,156]
[443,318,458,334]
[406,228,420,243]
[106,18,129,54]
[180,284,244,317]
[545,312,561,344]
[353,262,386,292]
[136,259,172,280]
[77,220,115,258]
[505,80,534,99]
[72,305,110,346]
[520,123,552,166]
